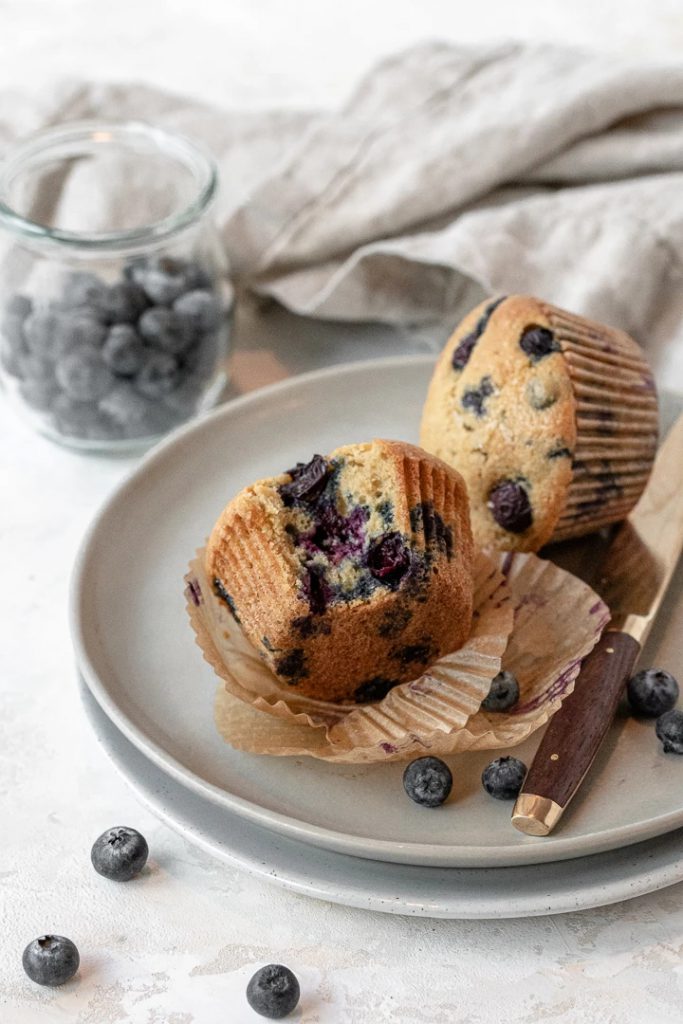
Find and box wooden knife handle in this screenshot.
[512,631,640,836]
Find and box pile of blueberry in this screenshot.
[402,666,682,809]
[0,256,229,443]
[22,823,301,1018]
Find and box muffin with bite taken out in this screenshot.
[205,440,474,702]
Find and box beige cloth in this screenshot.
[2,42,683,371]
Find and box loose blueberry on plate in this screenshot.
[482,671,519,712]
[91,826,149,881]
[627,669,679,718]
[403,756,453,807]
[22,935,79,986]
[655,709,683,754]
[481,756,527,800]
[246,963,300,1019]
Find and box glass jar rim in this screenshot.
[0,120,218,252]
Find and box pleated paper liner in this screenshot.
[545,304,659,543]
[186,548,608,763]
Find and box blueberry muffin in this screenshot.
[205,440,474,702]
[420,296,658,551]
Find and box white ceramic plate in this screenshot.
[81,680,683,919]
[71,356,683,868]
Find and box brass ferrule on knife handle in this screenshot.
[512,631,640,836]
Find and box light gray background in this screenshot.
[1,2,683,1022]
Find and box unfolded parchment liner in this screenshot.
[185,549,609,763]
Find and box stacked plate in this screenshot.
[72,357,683,919]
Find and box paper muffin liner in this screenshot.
[185,547,608,763]
[544,305,659,543]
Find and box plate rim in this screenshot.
[82,679,683,920]
[71,355,683,868]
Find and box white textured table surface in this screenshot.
[2,4,683,1022]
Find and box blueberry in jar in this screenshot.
[173,289,222,332]
[101,325,146,377]
[139,307,194,356]
[128,256,189,305]
[135,350,180,398]
[53,312,107,357]
[55,349,115,401]
[60,271,108,312]
[100,281,149,324]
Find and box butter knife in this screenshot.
[512,412,683,837]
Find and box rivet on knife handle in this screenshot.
[512,631,640,837]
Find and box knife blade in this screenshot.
[512,411,683,837]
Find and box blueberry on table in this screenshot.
[139,307,194,356]
[481,756,527,800]
[22,935,79,986]
[403,756,453,807]
[101,325,146,376]
[655,710,683,754]
[627,669,679,718]
[91,826,148,881]
[246,964,300,1019]
[55,349,115,401]
[482,671,520,712]
[135,350,180,398]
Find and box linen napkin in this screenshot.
[2,41,683,378]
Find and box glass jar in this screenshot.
[0,121,232,452]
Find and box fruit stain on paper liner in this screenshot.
[185,550,609,764]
